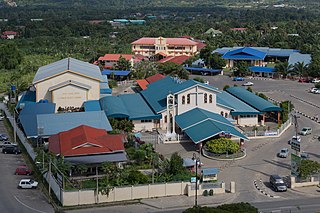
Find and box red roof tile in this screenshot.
[196,42,206,51]
[136,79,149,90]
[131,37,198,46]
[98,54,134,61]
[158,55,190,65]
[146,73,165,83]
[48,125,125,157]
[2,31,17,35]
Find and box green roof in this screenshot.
[175,108,248,144]
[141,77,219,113]
[226,87,282,112]
[100,94,160,120]
[217,91,261,116]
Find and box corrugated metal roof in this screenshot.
[249,66,276,73]
[84,100,101,111]
[16,90,36,110]
[65,152,127,165]
[100,96,129,118]
[102,69,131,76]
[217,91,261,116]
[18,102,56,138]
[222,47,266,60]
[226,87,282,112]
[175,108,247,144]
[36,111,112,137]
[288,53,311,66]
[48,80,91,91]
[33,58,104,84]
[185,67,222,73]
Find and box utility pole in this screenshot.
[152,126,158,184]
[13,109,16,143]
[96,167,99,204]
[48,157,52,203]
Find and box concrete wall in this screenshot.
[35,72,100,104]
[132,120,155,132]
[62,182,191,206]
[238,115,258,126]
[291,176,320,189]
[52,85,87,110]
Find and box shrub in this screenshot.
[206,138,240,154]
[209,189,214,196]
[203,190,208,196]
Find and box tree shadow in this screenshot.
[263,159,291,170]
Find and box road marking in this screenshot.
[14,195,48,213]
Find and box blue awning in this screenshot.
[102,70,131,76]
[249,66,275,73]
[202,168,219,175]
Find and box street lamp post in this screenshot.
[193,153,200,208]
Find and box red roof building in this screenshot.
[48,125,127,164]
[131,37,199,58]
[1,31,17,39]
[158,55,190,65]
[136,73,165,90]
[98,54,135,69]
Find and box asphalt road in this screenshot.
[0,119,54,213]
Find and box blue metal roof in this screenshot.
[226,87,282,112]
[33,58,104,83]
[100,96,129,118]
[171,80,220,95]
[217,91,261,116]
[214,47,299,58]
[288,53,311,67]
[84,100,101,111]
[175,108,248,144]
[185,67,222,73]
[202,168,219,175]
[222,47,266,60]
[100,94,160,120]
[16,90,36,110]
[37,111,112,137]
[249,66,276,73]
[18,102,56,138]
[102,70,131,76]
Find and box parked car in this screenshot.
[0,141,16,148]
[0,115,4,121]
[312,79,320,83]
[270,175,287,192]
[299,127,312,136]
[300,152,310,160]
[18,179,38,189]
[298,78,310,83]
[0,134,8,141]
[242,82,254,86]
[233,77,244,81]
[15,165,33,175]
[2,145,21,154]
[315,89,320,94]
[288,135,301,145]
[204,81,209,85]
[310,88,318,93]
[278,148,289,158]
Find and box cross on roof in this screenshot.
[189,86,204,106]
[159,37,164,45]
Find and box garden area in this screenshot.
[202,138,245,160]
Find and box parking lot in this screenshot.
[0,118,54,213]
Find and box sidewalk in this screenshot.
[141,193,237,210]
[291,185,320,196]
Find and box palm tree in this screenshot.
[292,62,309,79]
[275,62,293,79]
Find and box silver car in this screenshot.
[278,148,289,158]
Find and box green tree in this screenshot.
[299,160,320,179]
[75,164,88,175]
[206,138,240,154]
[200,46,213,67]
[247,86,253,92]
[209,53,226,69]
[169,152,184,175]
[127,170,148,185]
[0,42,23,70]
[113,56,131,70]
[132,60,158,79]
[193,77,204,83]
[233,61,250,77]
[223,85,230,91]
[158,62,189,80]
[275,61,293,79]
[292,62,309,79]
[280,101,294,122]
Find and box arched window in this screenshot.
[204,93,208,103]
[225,113,228,118]
[187,94,191,104]
[182,96,185,104]
[209,94,213,103]
[221,111,224,116]
[164,115,167,123]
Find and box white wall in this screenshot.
[35,72,100,103]
[52,85,87,110]
[238,115,258,126]
[132,120,155,131]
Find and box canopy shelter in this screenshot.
[185,67,222,76]
[175,108,248,145]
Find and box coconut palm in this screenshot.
[292,62,309,79]
[275,61,293,79]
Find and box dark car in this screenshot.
[0,134,8,141]
[2,145,21,154]
[15,165,33,175]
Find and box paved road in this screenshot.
[0,118,54,213]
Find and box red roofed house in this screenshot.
[158,55,190,65]
[48,125,127,166]
[1,31,17,39]
[136,73,165,90]
[131,37,199,60]
[98,54,147,69]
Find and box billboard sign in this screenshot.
[190,177,197,183]
[291,140,300,152]
[291,153,301,177]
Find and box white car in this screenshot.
[312,79,320,83]
[243,82,254,86]
[310,88,318,93]
[299,127,312,136]
[18,179,38,189]
[288,135,301,144]
[278,148,289,158]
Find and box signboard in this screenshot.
[11,85,16,91]
[264,131,278,136]
[291,153,301,177]
[190,177,197,183]
[291,140,300,152]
